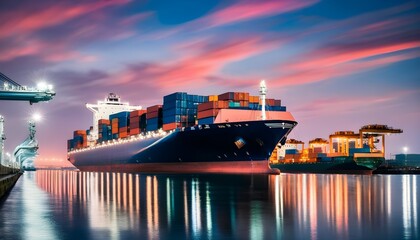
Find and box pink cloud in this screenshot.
[201,0,318,28]
[0,0,130,39]
[273,51,420,87]
[106,37,281,90]
[289,41,420,71]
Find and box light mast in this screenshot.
[259,80,267,120]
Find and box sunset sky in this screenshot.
[0,0,419,166]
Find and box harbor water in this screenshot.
[0,170,419,240]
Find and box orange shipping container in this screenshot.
[163,122,181,131]
[119,132,128,138]
[130,128,140,135]
[98,119,110,125]
[249,96,259,103]
[111,124,118,134]
[208,95,218,101]
[240,101,249,107]
[119,126,128,133]
[111,118,118,124]
[198,109,219,119]
[73,130,86,137]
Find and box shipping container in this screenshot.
[119,132,128,138]
[197,117,215,125]
[146,123,158,132]
[73,130,86,137]
[228,101,241,108]
[197,109,219,119]
[218,92,235,101]
[147,117,159,126]
[119,126,128,133]
[163,122,181,131]
[111,122,118,134]
[130,128,140,135]
[197,101,229,111]
[285,149,299,155]
[208,95,218,101]
[163,115,182,124]
[130,110,146,118]
[147,105,162,113]
[163,92,188,102]
[98,119,110,125]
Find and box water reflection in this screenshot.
[4,171,417,239]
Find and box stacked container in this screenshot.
[109,111,130,139]
[129,110,147,135]
[162,92,208,131]
[70,130,88,150]
[197,100,229,125]
[98,119,111,143]
[146,105,163,131]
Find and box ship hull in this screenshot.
[69,120,295,174]
[271,157,384,174]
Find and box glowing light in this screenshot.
[32,113,42,122]
[403,146,409,154]
[37,82,48,90]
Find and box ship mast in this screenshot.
[259,80,267,120]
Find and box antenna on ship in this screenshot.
[259,80,267,120]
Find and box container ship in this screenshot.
[67,81,297,174]
[270,125,402,174]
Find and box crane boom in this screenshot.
[0,72,55,104]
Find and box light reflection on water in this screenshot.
[0,171,419,240]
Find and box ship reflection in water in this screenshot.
[0,171,418,239]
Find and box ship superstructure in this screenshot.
[86,93,141,142]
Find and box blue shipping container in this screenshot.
[285,149,298,155]
[146,123,158,131]
[198,117,214,125]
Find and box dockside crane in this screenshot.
[0,71,55,169]
[0,71,55,104]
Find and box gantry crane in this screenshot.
[0,72,55,104]
[0,71,55,168]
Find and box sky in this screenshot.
[0,0,419,167]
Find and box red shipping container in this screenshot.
[147,105,162,113]
[274,99,281,106]
[130,110,146,118]
[198,109,219,119]
[218,92,234,100]
[163,122,181,131]
[146,111,159,119]
[73,130,86,137]
[266,98,275,106]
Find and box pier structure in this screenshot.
[0,71,55,199]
